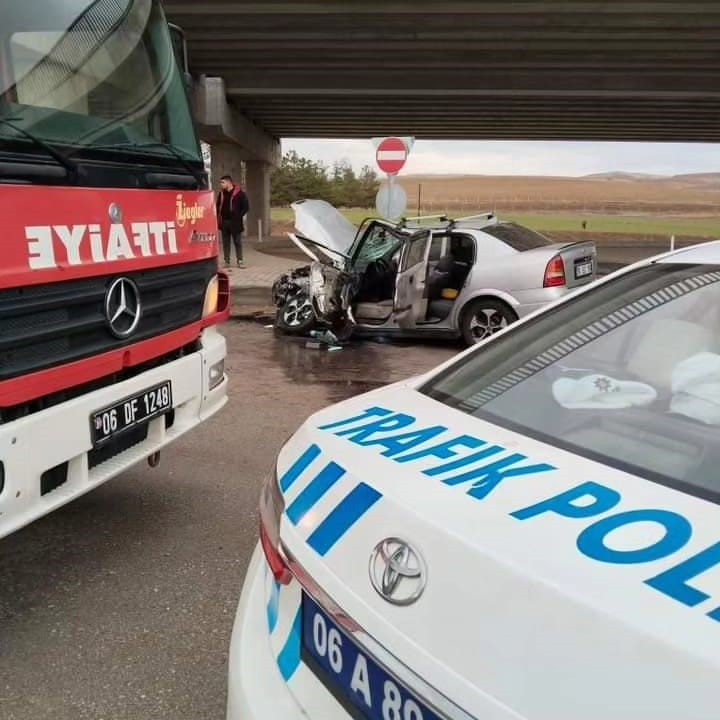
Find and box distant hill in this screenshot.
[583,171,667,181]
[671,172,720,188]
[584,172,720,188]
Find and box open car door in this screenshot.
[393,229,432,328]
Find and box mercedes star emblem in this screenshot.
[105,277,142,339]
[108,203,123,223]
[369,538,427,606]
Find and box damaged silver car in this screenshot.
[273,200,597,345]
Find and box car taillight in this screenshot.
[543,255,566,287]
[259,471,292,585]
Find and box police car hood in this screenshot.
[277,382,720,720]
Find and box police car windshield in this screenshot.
[0,0,200,164]
[424,263,720,504]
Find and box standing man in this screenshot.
[216,175,249,268]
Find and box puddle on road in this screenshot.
[269,332,388,403]
[231,320,458,405]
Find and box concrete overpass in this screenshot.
[166,1,720,230]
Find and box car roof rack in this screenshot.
[398,211,498,231]
[450,211,496,228]
[450,212,495,224]
[398,214,450,228]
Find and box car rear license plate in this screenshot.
[302,594,443,720]
[574,260,593,278]
[91,382,172,446]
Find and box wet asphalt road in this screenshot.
[0,322,456,720]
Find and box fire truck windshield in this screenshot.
[0,0,201,172]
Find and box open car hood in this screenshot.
[291,199,358,261]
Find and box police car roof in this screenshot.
[655,239,720,265]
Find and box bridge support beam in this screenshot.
[193,76,280,237]
[245,161,272,241]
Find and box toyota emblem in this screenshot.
[369,538,426,606]
[105,277,142,339]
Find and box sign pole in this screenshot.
[388,173,395,218]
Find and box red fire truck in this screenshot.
[0,0,230,537]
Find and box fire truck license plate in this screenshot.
[91,382,173,445]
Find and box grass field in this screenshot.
[271,207,720,239]
[496,212,719,237]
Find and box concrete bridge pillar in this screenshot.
[209,142,245,190]
[193,76,280,237]
[245,161,272,241]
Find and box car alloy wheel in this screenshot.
[283,296,313,327]
[461,298,518,346]
[469,308,509,340]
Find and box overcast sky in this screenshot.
[284,138,720,177]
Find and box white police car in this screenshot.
[228,241,720,720]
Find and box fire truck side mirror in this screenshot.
[168,23,192,91]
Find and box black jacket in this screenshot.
[216,186,249,233]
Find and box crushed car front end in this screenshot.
[273,262,358,335]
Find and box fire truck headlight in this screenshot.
[208,359,225,390]
[202,276,220,318]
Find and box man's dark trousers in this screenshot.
[221,220,243,264]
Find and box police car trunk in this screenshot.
[245,247,720,720]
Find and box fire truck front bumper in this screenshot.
[0,326,228,538]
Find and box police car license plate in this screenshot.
[91,382,172,445]
[302,594,443,720]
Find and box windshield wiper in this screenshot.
[0,117,79,177]
[90,140,206,187]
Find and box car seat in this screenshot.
[626,318,714,391]
[427,254,454,297]
[427,254,458,320]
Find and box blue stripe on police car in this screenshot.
[279,444,383,557]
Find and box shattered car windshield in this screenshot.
[423,263,720,503]
[353,224,405,272]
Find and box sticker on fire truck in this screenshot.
[25,222,180,269]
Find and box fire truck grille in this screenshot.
[0,259,216,382]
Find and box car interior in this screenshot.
[424,234,474,323]
[353,242,403,323]
[481,290,720,496]
[353,229,476,326]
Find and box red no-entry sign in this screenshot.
[376,137,408,175]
